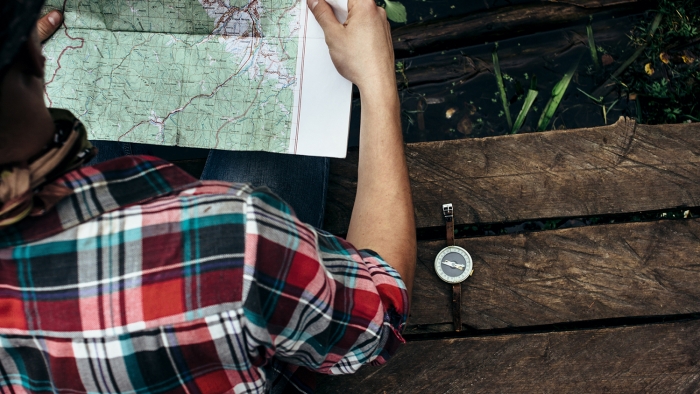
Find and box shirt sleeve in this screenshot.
[240,187,409,375]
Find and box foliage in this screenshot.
[577,88,620,125]
[537,58,580,131]
[381,0,407,23]
[587,17,600,71]
[395,61,408,88]
[492,44,513,129]
[511,77,539,134]
[621,0,700,124]
[491,48,579,134]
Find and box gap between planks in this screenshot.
[317,318,700,393]
[324,118,700,235]
[406,217,700,333]
[390,0,644,57]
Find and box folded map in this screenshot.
[42,0,352,158]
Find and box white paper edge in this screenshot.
[288,0,352,158]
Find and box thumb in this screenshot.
[37,10,63,42]
[309,0,342,35]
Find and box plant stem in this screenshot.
[592,12,664,98]
[587,17,600,71]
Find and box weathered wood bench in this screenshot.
[316,118,700,392]
[170,1,699,390]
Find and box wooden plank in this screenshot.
[317,319,700,393]
[325,119,700,234]
[389,0,631,26]
[392,13,632,90]
[391,1,641,57]
[407,218,700,331]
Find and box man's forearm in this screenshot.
[346,81,416,299]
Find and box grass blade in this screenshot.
[512,76,539,134]
[587,17,600,71]
[512,89,539,134]
[577,87,602,103]
[603,104,607,125]
[537,57,581,131]
[603,98,620,124]
[492,44,513,129]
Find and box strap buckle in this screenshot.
[442,203,454,222]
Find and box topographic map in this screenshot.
[43,0,304,152]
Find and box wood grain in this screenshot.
[391,13,636,92]
[325,119,700,235]
[393,27,592,89]
[407,218,700,331]
[317,319,700,393]
[391,1,642,57]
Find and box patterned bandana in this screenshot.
[0,109,95,228]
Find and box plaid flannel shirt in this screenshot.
[0,155,408,393]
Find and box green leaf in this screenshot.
[492,45,513,129]
[512,88,539,134]
[384,0,407,23]
[587,17,600,71]
[537,58,580,131]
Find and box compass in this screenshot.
[434,245,473,284]
[436,203,474,332]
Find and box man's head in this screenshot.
[0,0,55,165]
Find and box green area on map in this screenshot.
[43,0,301,152]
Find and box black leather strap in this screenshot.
[452,283,461,332]
[444,203,454,246]
[446,216,454,247]
[443,203,460,331]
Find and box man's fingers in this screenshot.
[37,10,63,42]
[309,0,342,36]
[347,0,374,12]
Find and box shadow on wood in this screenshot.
[317,319,700,393]
[325,118,700,234]
[408,218,700,332]
[391,0,644,57]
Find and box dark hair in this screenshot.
[0,65,9,86]
[0,0,45,75]
[0,0,45,97]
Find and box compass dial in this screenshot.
[434,246,473,284]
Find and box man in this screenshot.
[0,0,415,392]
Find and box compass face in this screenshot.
[434,246,473,284]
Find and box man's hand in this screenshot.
[37,10,63,42]
[309,0,395,93]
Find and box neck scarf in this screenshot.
[0,109,95,228]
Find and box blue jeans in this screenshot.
[90,142,329,229]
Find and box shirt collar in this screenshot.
[0,111,200,248]
[0,109,95,229]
